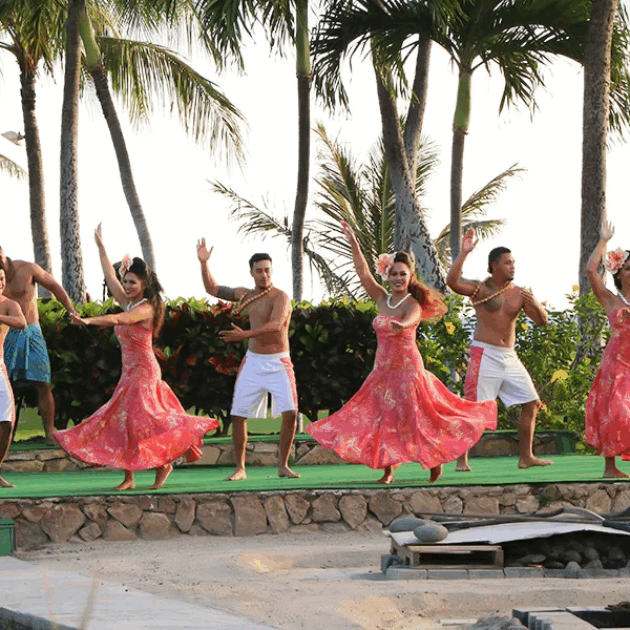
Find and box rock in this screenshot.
[294,446,346,465]
[521,554,546,565]
[196,501,232,536]
[188,524,208,536]
[289,523,320,534]
[608,546,626,568]
[15,518,48,549]
[413,522,448,543]
[338,495,367,529]
[464,496,500,515]
[36,449,67,461]
[369,493,402,526]
[21,506,45,524]
[3,460,44,472]
[561,550,582,565]
[515,495,539,514]
[102,520,137,541]
[107,503,143,528]
[389,517,430,533]
[585,558,604,569]
[139,513,173,540]
[584,547,600,562]
[191,445,221,466]
[545,560,564,569]
[499,493,517,507]
[231,496,268,536]
[43,459,73,472]
[78,522,102,542]
[311,494,341,523]
[409,490,443,515]
[284,494,310,525]
[585,488,612,514]
[0,503,21,520]
[40,504,86,543]
[157,498,176,514]
[611,490,630,514]
[565,560,581,575]
[263,496,290,534]
[83,503,108,527]
[320,522,350,534]
[174,499,196,533]
[442,496,463,514]
[357,518,383,534]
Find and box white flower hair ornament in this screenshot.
[605,248,629,274]
[119,254,133,278]
[376,253,396,281]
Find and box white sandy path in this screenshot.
[20,532,630,630]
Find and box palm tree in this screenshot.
[194,0,312,300]
[214,123,512,298]
[0,152,26,180]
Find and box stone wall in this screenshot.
[6,481,628,550]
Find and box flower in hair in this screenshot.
[119,254,132,278]
[375,253,396,281]
[605,248,629,274]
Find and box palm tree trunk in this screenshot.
[579,0,618,294]
[78,8,156,271]
[290,0,312,302]
[450,69,471,262]
[59,0,86,303]
[19,61,53,295]
[374,61,446,291]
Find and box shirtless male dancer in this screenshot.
[0,261,27,486]
[0,247,76,444]
[447,228,552,470]
[197,239,300,481]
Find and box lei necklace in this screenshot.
[235,285,274,314]
[126,298,147,311]
[387,293,411,309]
[618,292,630,308]
[469,280,511,307]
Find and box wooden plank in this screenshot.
[391,541,504,568]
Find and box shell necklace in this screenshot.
[470,280,511,307]
[387,293,411,309]
[126,298,147,311]
[618,292,630,308]
[235,285,273,314]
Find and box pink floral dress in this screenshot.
[586,307,630,458]
[54,322,218,470]
[306,314,497,469]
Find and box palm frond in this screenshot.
[99,36,245,164]
[0,153,26,180]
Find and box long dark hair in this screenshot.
[391,252,447,322]
[126,257,165,339]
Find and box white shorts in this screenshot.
[464,341,538,408]
[0,361,15,423]
[231,351,298,419]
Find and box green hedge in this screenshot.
[34,292,608,442]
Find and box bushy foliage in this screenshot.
[37,293,607,444]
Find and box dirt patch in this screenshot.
[19,531,630,629]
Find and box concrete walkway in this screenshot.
[0,556,277,629]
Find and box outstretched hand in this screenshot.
[341,221,357,245]
[218,323,248,343]
[69,313,88,327]
[196,238,213,263]
[461,228,478,254]
[601,220,615,242]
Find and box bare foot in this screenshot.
[114,479,135,491]
[429,465,442,483]
[150,464,173,489]
[278,466,300,479]
[455,463,472,472]
[225,468,247,481]
[604,466,630,479]
[0,476,15,488]
[376,472,394,484]
[518,456,553,469]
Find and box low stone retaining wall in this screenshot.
[5,430,576,472]
[6,480,629,550]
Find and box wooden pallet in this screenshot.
[391,541,504,569]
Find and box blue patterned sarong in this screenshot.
[4,322,51,383]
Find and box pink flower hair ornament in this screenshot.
[605,248,629,274]
[375,253,396,281]
[119,254,133,278]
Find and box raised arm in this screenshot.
[196,238,247,302]
[70,303,153,328]
[32,266,77,314]
[94,224,127,307]
[0,299,27,329]
[446,228,481,296]
[587,220,617,312]
[341,222,386,302]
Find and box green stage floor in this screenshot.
[0,454,628,499]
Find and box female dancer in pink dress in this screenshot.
[54,225,218,490]
[307,222,497,484]
[585,220,630,478]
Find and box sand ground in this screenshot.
[20,532,630,629]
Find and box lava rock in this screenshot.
[389,517,431,533]
[413,522,448,543]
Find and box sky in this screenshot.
[2,10,630,311]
